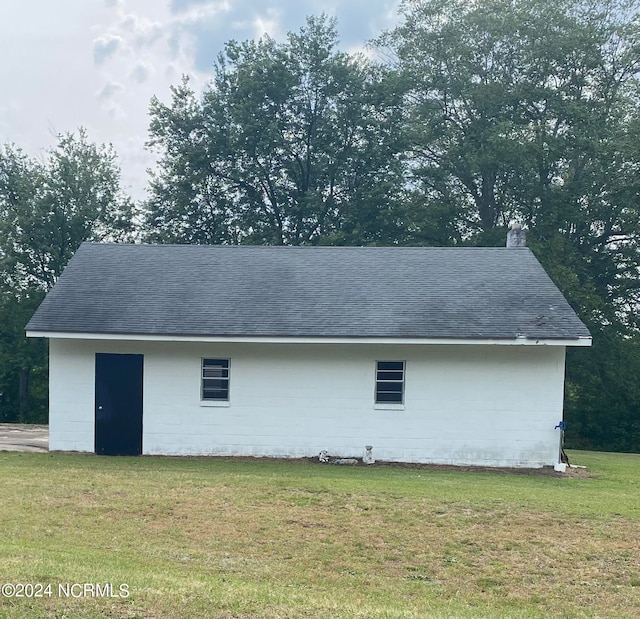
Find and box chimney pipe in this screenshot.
[506,222,527,248]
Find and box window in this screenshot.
[202,358,230,401]
[375,361,405,404]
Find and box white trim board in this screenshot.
[27,331,592,347]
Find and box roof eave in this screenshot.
[26,330,593,347]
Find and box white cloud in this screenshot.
[105,103,127,120]
[251,9,283,40]
[170,0,228,14]
[120,13,164,49]
[93,33,124,64]
[97,80,125,102]
[131,63,152,83]
[0,0,402,201]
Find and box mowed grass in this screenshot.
[1,451,639,618]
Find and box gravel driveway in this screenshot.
[0,424,49,452]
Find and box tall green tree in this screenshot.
[0,130,134,291]
[382,0,640,243]
[381,0,640,450]
[145,15,407,246]
[0,290,46,423]
[0,130,135,422]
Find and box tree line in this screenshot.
[1,0,639,452]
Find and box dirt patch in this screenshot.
[314,458,595,477]
[139,453,593,477]
[560,465,595,478]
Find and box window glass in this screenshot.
[202,358,230,401]
[375,361,405,404]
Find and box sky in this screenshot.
[0,0,401,201]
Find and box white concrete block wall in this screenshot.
[48,338,567,467]
[49,338,95,452]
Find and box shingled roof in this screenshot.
[26,243,591,341]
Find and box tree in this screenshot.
[0,130,135,422]
[145,15,407,246]
[0,130,134,291]
[382,0,640,244]
[0,290,47,423]
[565,329,640,453]
[380,0,640,450]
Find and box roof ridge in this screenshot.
[82,242,527,251]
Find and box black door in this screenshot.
[95,353,143,456]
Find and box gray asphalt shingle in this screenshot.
[26,243,591,340]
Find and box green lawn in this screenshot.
[1,450,639,618]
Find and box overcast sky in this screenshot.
[0,0,400,201]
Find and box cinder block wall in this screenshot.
[49,338,566,467]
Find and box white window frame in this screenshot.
[201,358,230,407]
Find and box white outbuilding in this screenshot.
[26,237,591,467]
